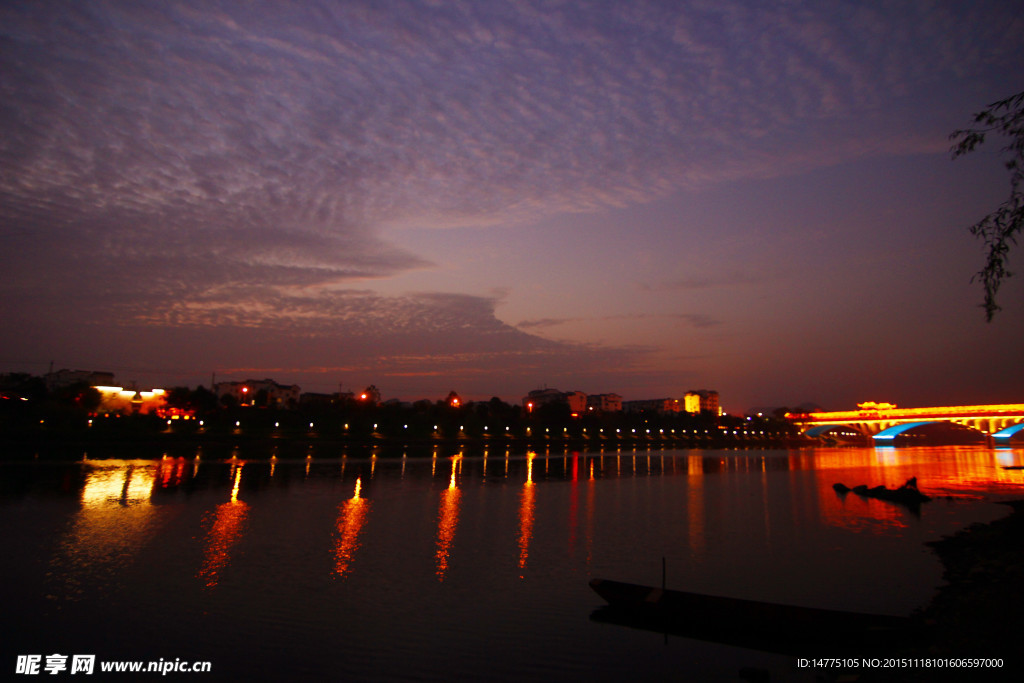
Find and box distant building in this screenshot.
[623,391,720,416]
[587,393,623,413]
[46,369,115,390]
[215,379,301,408]
[684,390,720,415]
[623,398,685,414]
[523,388,565,412]
[524,389,621,416]
[564,391,588,415]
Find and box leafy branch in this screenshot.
[950,90,1024,321]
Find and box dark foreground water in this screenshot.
[2,445,1023,681]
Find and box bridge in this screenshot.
[786,402,1024,446]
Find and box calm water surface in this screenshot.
[3,445,1023,681]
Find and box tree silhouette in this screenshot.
[950,90,1024,320]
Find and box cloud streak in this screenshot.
[517,313,720,331]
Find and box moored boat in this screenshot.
[589,578,913,651]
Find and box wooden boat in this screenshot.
[589,578,914,651]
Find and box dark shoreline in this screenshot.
[857,500,1024,681]
[0,431,810,460]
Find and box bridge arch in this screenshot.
[993,423,1024,445]
[872,420,988,446]
[805,424,870,445]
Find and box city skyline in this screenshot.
[2,1,1023,414]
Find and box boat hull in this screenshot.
[589,578,914,652]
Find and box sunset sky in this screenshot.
[2,0,1022,413]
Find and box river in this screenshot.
[2,444,1023,681]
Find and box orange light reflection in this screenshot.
[333,478,371,579]
[517,452,536,578]
[197,465,249,589]
[687,455,706,555]
[48,463,158,602]
[815,447,1024,532]
[435,458,462,581]
[568,453,579,556]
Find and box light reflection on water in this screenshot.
[435,459,461,581]
[4,445,1024,681]
[197,464,249,589]
[517,452,536,578]
[47,463,161,602]
[333,478,370,579]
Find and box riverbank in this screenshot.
[857,499,1024,681]
[0,429,810,460]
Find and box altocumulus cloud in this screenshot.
[1,0,1020,386]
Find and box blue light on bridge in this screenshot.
[993,423,1024,445]
[872,421,935,442]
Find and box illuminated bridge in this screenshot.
[786,402,1024,446]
